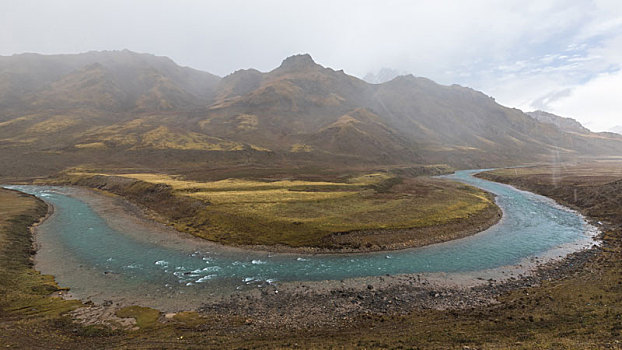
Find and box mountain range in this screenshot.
[1,50,621,179]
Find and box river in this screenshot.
[5,170,598,310]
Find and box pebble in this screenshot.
[195,245,598,330]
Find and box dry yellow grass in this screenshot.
[0,191,37,224]
[26,115,78,134]
[346,172,393,185]
[289,143,313,152]
[138,126,246,151]
[115,173,358,191]
[74,142,106,149]
[188,189,354,204]
[235,114,258,130]
[75,118,270,152]
[75,172,495,247]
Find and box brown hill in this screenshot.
[0,50,220,112]
[1,51,622,179]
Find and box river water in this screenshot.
[5,170,597,309]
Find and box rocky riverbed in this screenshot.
[196,239,601,330]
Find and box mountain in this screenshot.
[1,51,622,179]
[527,110,591,134]
[363,68,406,84]
[0,50,220,112]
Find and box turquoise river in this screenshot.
[5,170,597,309]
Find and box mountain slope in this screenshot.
[300,108,420,162]
[0,50,221,112]
[1,51,622,179]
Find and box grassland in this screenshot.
[62,171,498,250]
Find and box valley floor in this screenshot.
[1,161,621,349]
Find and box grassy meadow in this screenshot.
[64,171,496,249]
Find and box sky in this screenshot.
[1,0,621,131]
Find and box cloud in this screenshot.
[0,0,603,75]
[547,69,622,132]
[467,6,622,131]
[0,0,620,129]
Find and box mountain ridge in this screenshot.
[0,50,221,112]
[1,50,621,178]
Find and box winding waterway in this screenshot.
[5,170,597,309]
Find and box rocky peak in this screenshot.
[276,54,318,72]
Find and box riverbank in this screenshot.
[195,243,602,331]
[43,171,501,253]
[0,189,94,348]
[54,183,502,255]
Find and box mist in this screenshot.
[2,0,621,131]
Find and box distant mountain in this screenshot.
[363,68,407,84]
[609,125,622,135]
[1,51,622,178]
[527,110,590,134]
[0,50,220,111]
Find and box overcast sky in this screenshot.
[1,0,621,131]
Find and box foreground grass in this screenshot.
[65,171,496,249]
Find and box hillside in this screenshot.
[1,51,622,179]
[0,50,220,112]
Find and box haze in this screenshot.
[1,0,621,131]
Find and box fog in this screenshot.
[1,0,621,131]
